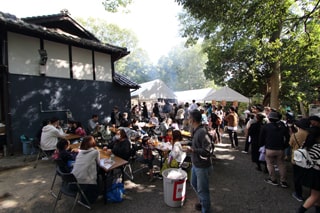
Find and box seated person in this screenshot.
[111,129,131,161]
[132,119,146,135]
[74,121,86,137]
[40,117,66,155]
[99,124,112,141]
[160,130,186,174]
[159,118,172,136]
[141,136,155,181]
[162,128,173,143]
[72,136,100,205]
[65,120,76,134]
[56,139,79,172]
[149,113,159,126]
[118,120,140,142]
[120,112,130,127]
[87,114,99,135]
[108,129,120,149]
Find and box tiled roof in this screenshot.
[22,12,100,42]
[0,11,129,61]
[114,73,140,89]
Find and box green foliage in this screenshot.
[176,0,320,111]
[102,0,133,13]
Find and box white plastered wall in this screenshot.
[95,51,112,82]
[44,40,69,78]
[72,46,93,80]
[7,32,113,81]
[7,32,40,75]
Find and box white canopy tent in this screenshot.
[131,79,176,101]
[174,88,215,103]
[204,86,250,103]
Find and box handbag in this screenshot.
[292,134,313,169]
[294,148,314,168]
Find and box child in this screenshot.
[141,136,155,181]
[160,130,186,174]
[163,128,173,143]
[56,139,79,172]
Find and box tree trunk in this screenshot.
[299,101,307,117]
[268,21,282,109]
[269,61,280,109]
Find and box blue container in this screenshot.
[20,135,33,155]
[22,141,32,155]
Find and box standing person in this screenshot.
[289,118,310,202]
[186,109,212,213]
[87,114,99,134]
[297,115,320,213]
[40,117,66,154]
[260,111,290,188]
[200,108,209,126]
[248,113,267,172]
[152,102,161,121]
[162,101,172,119]
[111,106,122,127]
[131,105,140,121]
[215,105,225,134]
[210,106,221,144]
[141,136,155,182]
[175,104,185,129]
[188,100,198,112]
[142,102,149,122]
[72,136,100,205]
[224,106,239,148]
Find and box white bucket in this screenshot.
[162,168,188,207]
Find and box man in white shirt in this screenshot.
[40,117,66,152]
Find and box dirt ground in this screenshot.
[0,133,310,213]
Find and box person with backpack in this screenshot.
[224,106,239,148]
[186,109,212,213]
[289,118,310,202]
[297,115,320,213]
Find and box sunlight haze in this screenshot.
[1,0,183,63]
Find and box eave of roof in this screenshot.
[114,73,140,89]
[0,11,129,61]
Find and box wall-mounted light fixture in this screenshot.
[38,49,48,65]
[38,49,48,75]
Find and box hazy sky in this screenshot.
[1,0,183,63]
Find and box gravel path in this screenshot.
[0,133,305,212]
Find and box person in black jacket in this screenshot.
[56,139,79,172]
[260,111,290,188]
[112,129,131,161]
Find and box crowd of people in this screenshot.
[237,104,320,213]
[37,99,320,213]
